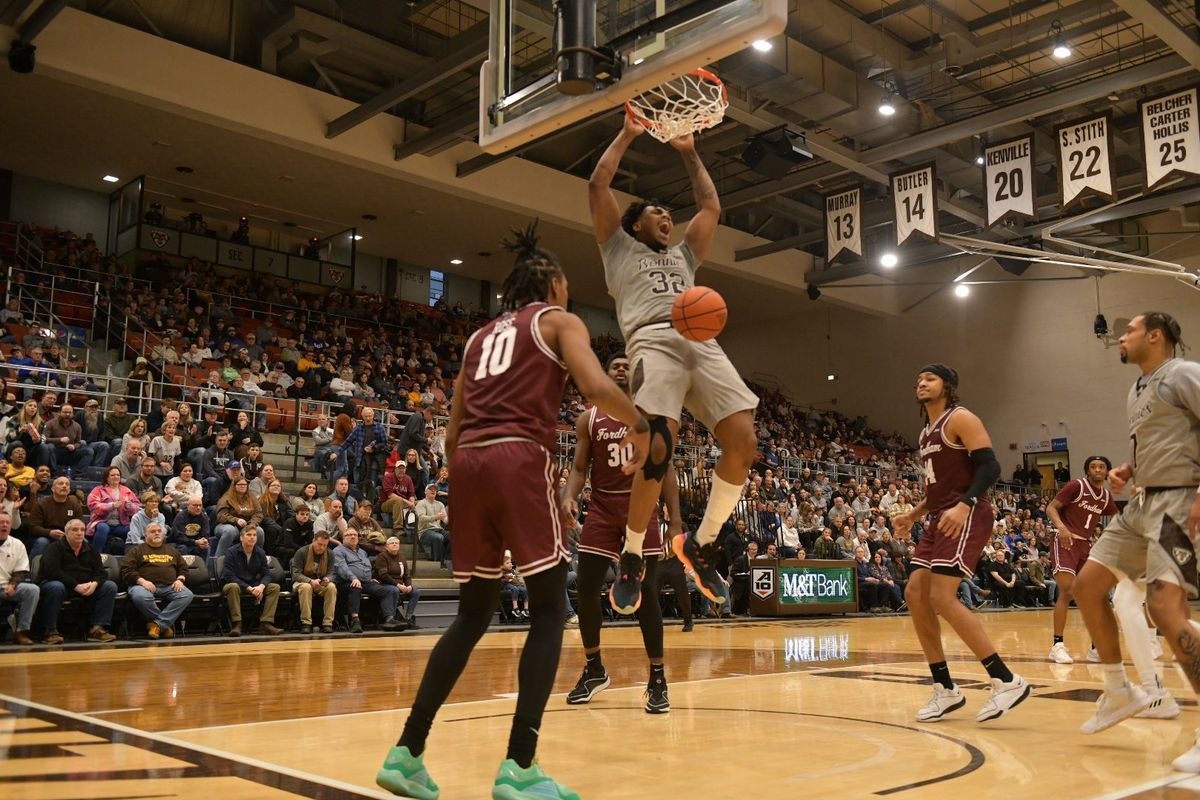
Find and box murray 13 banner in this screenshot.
[824,187,862,263]
[983,134,1036,228]
[1141,86,1200,192]
[890,163,938,246]
[1056,112,1116,209]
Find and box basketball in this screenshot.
[671,286,727,341]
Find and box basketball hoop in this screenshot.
[625,68,728,143]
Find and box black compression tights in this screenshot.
[575,552,663,660]
[399,562,568,768]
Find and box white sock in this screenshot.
[623,527,646,556]
[696,475,744,546]
[1102,663,1128,692]
[1113,581,1158,689]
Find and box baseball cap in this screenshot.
[85,399,99,407]
[227,459,242,470]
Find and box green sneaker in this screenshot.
[376,745,440,799]
[491,759,579,800]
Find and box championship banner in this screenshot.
[1055,112,1116,210]
[1141,86,1200,192]
[824,186,862,263]
[982,134,1036,228]
[890,162,938,246]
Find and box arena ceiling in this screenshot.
[3,0,1200,311]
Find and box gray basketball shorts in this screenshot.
[627,326,759,430]
[1088,487,1198,598]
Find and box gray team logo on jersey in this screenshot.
[1160,516,1197,586]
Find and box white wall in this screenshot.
[446,272,480,309]
[9,173,108,238]
[721,272,1200,475]
[354,252,384,293]
[572,301,622,339]
[398,264,430,305]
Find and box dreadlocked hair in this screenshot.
[500,219,564,311]
[1141,310,1185,353]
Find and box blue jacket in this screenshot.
[338,421,390,463]
[333,543,374,583]
[221,545,272,589]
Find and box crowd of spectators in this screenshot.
[0,221,1073,650]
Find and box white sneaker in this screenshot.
[916,684,966,722]
[564,615,579,627]
[1173,730,1200,772]
[1150,636,1164,661]
[1087,645,1101,663]
[1135,686,1181,719]
[1049,642,1074,664]
[977,674,1032,722]
[1080,683,1152,734]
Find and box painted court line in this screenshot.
[0,693,397,800]
[85,706,144,715]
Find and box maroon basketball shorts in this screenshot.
[450,440,571,583]
[578,490,662,561]
[1051,536,1092,576]
[910,500,994,578]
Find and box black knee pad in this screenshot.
[642,416,672,482]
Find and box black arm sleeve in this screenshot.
[964,447,1001,506]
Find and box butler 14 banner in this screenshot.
[1056,112,1116,209]
[890,163,938,246]
[1141,86,1200,192]
[983,134,1036,228]
[824,187,862,263]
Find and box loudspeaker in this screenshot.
[994,256,1030,276]
[740,128,813,178]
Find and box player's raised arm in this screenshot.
[671,133,720,265]
[589,114,644,244]
[544,311,648,472]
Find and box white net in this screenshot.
[626,69,728,143]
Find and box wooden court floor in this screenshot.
[4,609,1200,799]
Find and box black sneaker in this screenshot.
[609,552,645,615]
[566,667,611,705]
[673,533,729,605]
[681,620,694,633]
[645,674,670,714]
[350,618,364,634]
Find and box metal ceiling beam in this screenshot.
[862,55,1191,164]
[1112,0,1200,71]
[1032,185,1200,234]
[15,0,66,41]
[0,0,35,26]
[327,21,489,139]
[457,0,553,39]
[393,109,477,160]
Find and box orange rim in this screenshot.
[625,68,726,131]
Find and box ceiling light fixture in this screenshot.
[751,39,773,52]
[450,258,463,265]
[1050,20,1071,59]
[878,80,899,117]
[353,234,363,240]
[954,284,970,298]
[102,175,120,183]
[826,373,837,382]
[880,252,898,268]
[975,155,985,165]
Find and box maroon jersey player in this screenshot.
[893,364,1031,725]
[562,353,681,715]
[377,222,649,800]
[1046,456,1119,664]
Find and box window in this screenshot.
[429,270,445,306]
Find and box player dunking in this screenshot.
[589,112,759,614]
[1071,313,1200,759]
[562,353,683,714]
[893,364,1031,723]
[375,223,649,800]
